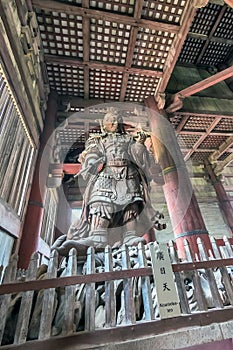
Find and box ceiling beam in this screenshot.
[155,0,197,100]
[44,54,163,77]
[119,0,144,102]
[184,116,222,161]
[209,135,233,162]
[178,130,233,136]
[32,0,180,33]
[166,66,233,113]
[82,0,90,100]
[188,32,233,46]
[214,153,233,175]
[175,115,190,133]
[196,5,227,65]
[178,66,233,97]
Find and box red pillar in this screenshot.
[145,95,212,260]
[205,160,233,236]
[18,91,58,268]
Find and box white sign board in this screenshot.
[149,242,181,319]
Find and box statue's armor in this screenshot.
[88,133,144,208]
[50,114,166,256]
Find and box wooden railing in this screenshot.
[0,236,233,348]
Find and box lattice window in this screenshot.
[199,135,228,149]
[46,63,84,96]
[89,69,123,99]
[191,151,212,162]
[90,0,135,15]
[213,6,233,40]
[90,19,130,64]
[183,115,216,131]
[213,118,233,132]
[178,37,204,64]
[177,134,200,148]
[133,28,174,69]
[0,65,35,217]
[37,10,83,58]
[125,74,160,102]
[190,3,221,36]
[142,0,186,24]
[199,41,233,66]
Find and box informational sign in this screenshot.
[149,242,181,319]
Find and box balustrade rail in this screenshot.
[0,236,233,348]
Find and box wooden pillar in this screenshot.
[18,91,58,268]
[145,95,212,260]
[205,160,233,235]
[54,183,72,240]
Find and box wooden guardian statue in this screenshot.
[52,108,166,255]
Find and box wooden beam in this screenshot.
[196,5,227,64]
[44,54,163,77]
[214,153,233,175]
[58,97,114,109]
[0,200,21,238]
[175,115,190,133]
[188,32,233,46]
[49,163,81,175]
[119,0,144,101]
[1,311,233,350]
[155,0,197,96]
[32,0,180,33]
[178,130,233,137]
[82,0,90,100]
[166,66,233,113]
[184,116,222,161]
[209,135,233,162]
[175,66,233,98]
[3,257,233,295]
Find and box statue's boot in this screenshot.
[80,229,109,250]
[51,230,108,256]
[123,230,146,246]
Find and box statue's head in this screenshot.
[103,108,124,133]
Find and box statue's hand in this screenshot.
[51,234,67,251]
[135,131,147,144]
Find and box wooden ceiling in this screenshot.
[31,0,233,179]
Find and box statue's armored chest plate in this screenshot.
[102,133,132,162]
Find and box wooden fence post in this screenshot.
[14,252,39,344]
[121,245,136,324]
[137,243,154,320]
[38,250,58,340]
[0,254,18,345]
[63,248,77,335]
[104,245,116,328]
[85,246,96,331]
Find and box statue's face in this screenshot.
[103,113,119,132]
